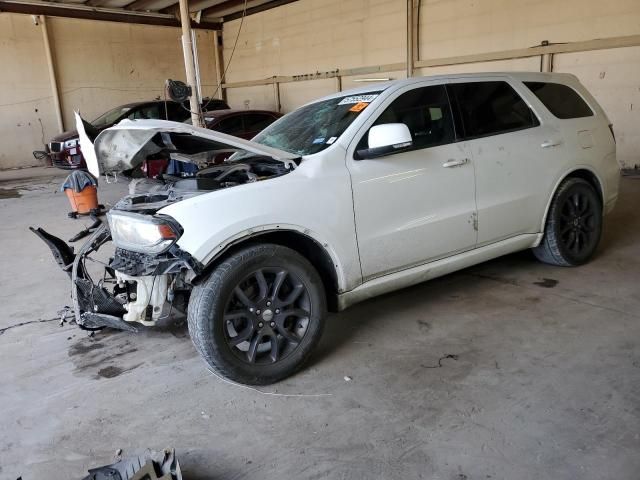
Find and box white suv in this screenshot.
[43,72,618,384]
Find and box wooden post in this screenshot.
[178,0,203,127]
[40,15,64,133]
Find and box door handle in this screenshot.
[541,139,562,148]
[442,158,469,168]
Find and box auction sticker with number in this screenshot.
[338,94,379,105]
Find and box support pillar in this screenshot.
[178,0,203,127]
[40,15,64,133]
[406,0,415,77]
[540,40,554,72]
[273,81,281,113]
[213,29,225,101]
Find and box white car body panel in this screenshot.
[338,233,541,310]
[344,79,478,280]
[97,72,618,314]
[75,111,101,178]
[159,145,362,292]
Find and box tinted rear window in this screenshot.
[525,82,593,119]
[449,81,539,139]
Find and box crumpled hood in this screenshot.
[75,114,299,177]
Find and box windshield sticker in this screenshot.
[312,137,326,144]
[326,136,337,145]
[338,94,379,105]
[349,102,370,113]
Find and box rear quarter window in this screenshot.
[524,82,593,119]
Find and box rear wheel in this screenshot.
[533,178,602,266]
[188,244,326,385]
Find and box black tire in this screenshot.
[533,178,602,266]
[188,244,326,385]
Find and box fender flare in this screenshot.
[198,223,349,293]
[538,165,605,238]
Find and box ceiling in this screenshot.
[0,0,299,29]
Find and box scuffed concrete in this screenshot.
[1,167,639,479]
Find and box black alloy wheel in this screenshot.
[188,244,326,385]
[557,189,598,257]
[533,177,602,266]
[223,267,312,365]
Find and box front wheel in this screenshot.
[533,178,602,266]
[188,244,326,385]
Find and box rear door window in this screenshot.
[524,82,593,119]
[128,104,161,120]
[449,81,539,139]
[217,115,245,136]
[243,113,277,133]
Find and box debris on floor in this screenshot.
[80,448,182,480]
[68,214,102,243]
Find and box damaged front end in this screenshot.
[32,217,201,331]
[33,115,300,332]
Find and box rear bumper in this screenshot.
[603,152,620,215]
[604,191,618,215]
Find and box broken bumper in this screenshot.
[32,223,202,331]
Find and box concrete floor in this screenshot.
[1,167,639,480]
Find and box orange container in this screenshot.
[65,185,98,214]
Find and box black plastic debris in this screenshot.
[69,214,103,243]
[81,448,182,480]
[29,226,76,275]
[61,170,98,193]
[82,312,138,332]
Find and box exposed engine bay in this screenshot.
[117,157,293,212]
[32,118,300,331]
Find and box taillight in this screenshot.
[608,124,616,143]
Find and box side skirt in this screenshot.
[337,233,541,311]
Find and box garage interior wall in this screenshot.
[0,14,219,170]
[223,0,640,169]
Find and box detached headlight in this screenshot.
[107,211,181,254]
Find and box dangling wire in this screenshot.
[201,0,248,113]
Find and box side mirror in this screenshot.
[32,150,49,160]
[356,123,413,160]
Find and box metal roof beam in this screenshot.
[0,0,221,28]
[124,0,179,12]
[215,0,297,21]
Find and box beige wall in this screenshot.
[223,0,640,168]
[0,13,219,169]
[2,1,638,169]
[0,14,58,170]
